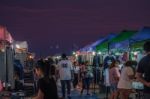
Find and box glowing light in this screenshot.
[1,48,5,52]
[73,52,76,55]
[98,51,102,55]
[115,52,120,55]
[134,52,138,55]
[56,56,61,59]
[29,55,33,59]
[92,51,96,55]
[75,54,78,57]
[16,44,20,49]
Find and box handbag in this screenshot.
[132,81,144,90]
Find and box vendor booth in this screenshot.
[0,25,14,89]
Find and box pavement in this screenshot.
[0,89,106,99]
[0,83,107,99]
[58,86,106,99]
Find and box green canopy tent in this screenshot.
[131,40,150,51]
[110,30,136,42]
[96,30,137,54]
[96,41,110,52]
[96,33,117,53]
[130,27,150,51]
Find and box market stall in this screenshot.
[0,25,14,89]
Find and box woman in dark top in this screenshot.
[33,59,58,99]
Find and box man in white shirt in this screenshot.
[58,53,73,98]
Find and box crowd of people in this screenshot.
[1,41,150,99]
[32,53,94,99]
[106,41,150,99]
[32,41,150,99]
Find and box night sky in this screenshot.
[0,0,150,57]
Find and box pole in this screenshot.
[93,54,99,95]
[129,39,132,60]
[93,65,96,94]
[5,46,8,83]
[105,42,110,99]
[108,42,110,54]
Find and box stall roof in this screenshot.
[110,30,137,49]
[79,44,92,52]
[96,33,117,51]
[131,27,150,42]
[0,26,13,43]
[110,30,137,43]
[110,27,150,50]
[96,30,137,51]
[80,33,116,52]
[126,27,150,50]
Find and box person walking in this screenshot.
[57,53,73,99]
[109,60,120,99]
[80,61,93,95]
[136,41,150,99]
[117,61,135,99]
[33,59,58,99]
[73,61,80,89]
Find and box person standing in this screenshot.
[33,59,58,99]
[73,61,80,89]
[117,61,135,99]
[58,53,73,98]
[109,60,120,99]
[136,41,150,99]
[80,61,93,95]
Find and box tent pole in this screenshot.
[108,42,110,54]
[129,39,132,60]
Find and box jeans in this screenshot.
[73,74,78,88]
[81,78,91,94]
[61,80,71,97]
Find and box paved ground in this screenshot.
[70,90,99,99]
[58,87,106,99]
[0,90,106,99]
[0,84,107,99]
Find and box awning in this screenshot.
[131,27,150,42]
[110,30,137,49]
[96,33,117,52]
[96,30,137,51]
[0,26,13,43]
